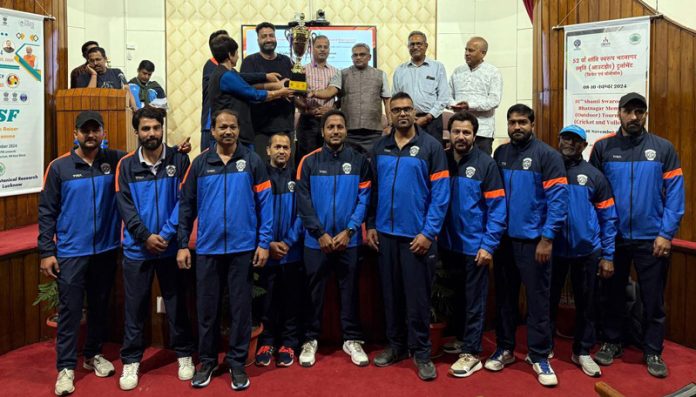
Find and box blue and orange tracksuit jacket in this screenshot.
[267,163,303,265]
[296,144,372,249]
[493,135,568,240]
[177,145,273,255]
[367,128,450,240]
[115,146,190,260]
[38,148,125,258]
[590,129,685,241]
[439,147,507,256]
[554,158,618,260]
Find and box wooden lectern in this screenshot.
[55,88,136,154]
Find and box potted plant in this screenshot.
[430,262,455,358]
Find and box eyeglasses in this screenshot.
[390,107,414,115]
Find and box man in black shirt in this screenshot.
[240,22,295,160]
[73,47,136,109]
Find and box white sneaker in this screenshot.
[532,359,558,387]
[449,353,483,378]
[484,348,515,371]
[83,354,115,377]
[343,340,369,366]
[299,340,318,367]
[524,351,554,364]
[177,356,195,380]
[54,369,75,396]
[119,362,140,391]
[572,354,602,377]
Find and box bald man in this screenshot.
[448,37,502,155]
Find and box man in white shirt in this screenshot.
[449,37,502,155]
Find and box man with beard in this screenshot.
[115,107,195,390]
[392,31,450,143]
[177,109,273,391]
[39,111,124,395]
[367,92,450,381]
[438,111,506,378]
[487,104,567,387]
[590,93,684,378]
[70,40,98,88]
[295,109,372,368]
[240,22,295,158]
[294,35,338,163]
[550,125,617,378]
[74,47,137,109]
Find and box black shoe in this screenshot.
[594,343,623,366]
[374,347,408,367]
[191,362,217,388]
[230,367,250,391]
[645,354,668,378]
[414,358,437,381]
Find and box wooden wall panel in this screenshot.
[533,0,696,347]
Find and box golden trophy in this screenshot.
[286,13,310,93]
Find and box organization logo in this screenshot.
[601,36,611,47]
[645,149,656,161]
[6,74,19,88]
[15,32,25,40]
[19,93,27,102]
[11,92,17,101]
[100,163,111,175]
[1,17,6,26]
[236,159,246,172]
[577,174,588,186]
[287,181,295,192]
[0,161,5,177]
[629,33,641,45]
[2,92,8,101]
[409,146,420,157]
[0,108,20,122]
[30,34,39,42]
[342,162,352,174]
[165,165,176,177]
[573,39,581,49]
[465,166,476,178]
[522,157,533,170]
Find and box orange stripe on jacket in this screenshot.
[430,170,450,181]
[484,189,505,199]
[296,148,323,180]
[179,149,208,190]
[359,180,371,189]
[542,177,568,189]
[114,151,137,192]
[594,198,615,209]
[663,168,683,179]
[42,152,71,190]
[254,180,271,193]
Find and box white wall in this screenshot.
[67,0,166,91]
[642,0,696,31]
[437,0,533,140]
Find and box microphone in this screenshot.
[118,72,128,85]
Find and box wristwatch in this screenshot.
[345,227,356,238]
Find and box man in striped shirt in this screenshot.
[295,35,338,164]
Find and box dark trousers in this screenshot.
[303,247,362,342]
[493,236,552,362]
[377,233,436,361]
[120,256,195,364]
[416,113,443,144]
[550,252,599,355]
[475,136,493,156]
[441,250,489,355]
[346,129,382,156]
[257,262,302,349]
[296,115,322,166]
[598,239,669,355]
[196,252,253,369]
[56,249,118,370]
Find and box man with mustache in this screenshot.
[70,40,98,89]
[115,107,195,390]
[73,47,137,109]
[241,22,295,159]
[590,93,684,378]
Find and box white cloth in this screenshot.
[449,62,503,138]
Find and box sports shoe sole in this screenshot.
[343,345,369,367]
[571,355,601,377]
[83,363,115,378]
[449,361,483,378]
[191,366,218,388]
[55,386,75,396]
[299,357,315,367]
[255,358,272,367]
[231,378,250,391]
[119,379,138,391]
[276,358,294,367]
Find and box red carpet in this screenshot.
[2,329,694,396]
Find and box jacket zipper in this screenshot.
[223,163,228,253]
[153,171,160,256]
[629,146,634,239]
[390,152,401,233]
[90,165,97,254]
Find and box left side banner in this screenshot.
[0,8,44,197]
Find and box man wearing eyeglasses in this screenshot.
[392,31,450,144]
[309,43,391,155]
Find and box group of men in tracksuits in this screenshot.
[39,90,684,395]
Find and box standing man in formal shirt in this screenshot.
[294,35,338,163]
[70,40,99,88]
[590,92,684,378]
[392,31,450,144]
[309,43,391,154]
[241,22,295,158]
[449,37,502,155]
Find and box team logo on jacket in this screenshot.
[236,159,247,171]
[342,163,352,174]
[577,174,588,186]
[166,165,176,177]
[465,166,476,178]
[645,149,656,161]
[409,146,420,157]
[100,163,111,175]
[522,157,532,170]
[287,181,295,192]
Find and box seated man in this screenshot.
[128,60,166,107]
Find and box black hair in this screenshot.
[86,46,106,58]
[137,60,155,72]
[211,109,239,128]
[132,106,166,130]
[448,110,479,134]
[506,103,535,123]
[255,22,275,34]
[208,30,228,51]
[267,132,292,147]
[81,40,99,57]
[390,91,413,103]
[210,35,238,64]
[320,109,347,130]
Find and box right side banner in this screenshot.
[564,16,651,158]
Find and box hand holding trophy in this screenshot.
[286,12,310,94]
